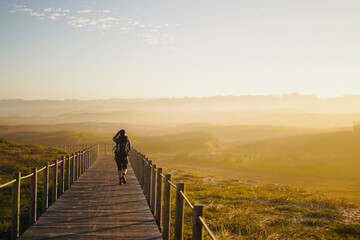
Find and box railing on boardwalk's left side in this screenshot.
[128,148,218,240]
[0,144,99,240]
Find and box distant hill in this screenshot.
[1,95,360,127]
[0,130,106,146]
[233,129,360,155]
[1,110,360,128]
[134,131,220,153]
[1,94,360,117]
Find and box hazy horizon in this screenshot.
[2,93,360,101]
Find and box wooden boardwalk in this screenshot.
[20,155,162,240]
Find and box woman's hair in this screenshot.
[119,129,126,136]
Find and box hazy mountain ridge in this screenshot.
[1,94,360,117]
[1,110,359,128]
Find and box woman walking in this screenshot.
[113,129,131,185]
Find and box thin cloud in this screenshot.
[7,3,176,47]
[93,17,120,30]
[43,8,70,13]
[55,8,70,13]
[30,12,45,17]
[98,24,113,29]
[16,8,33,12]
[49,13,66,20]
[11,4,26,8]
[98,17,118,23]
[10,5,45,18]
[67,16,90,28]
[77,10,91,14]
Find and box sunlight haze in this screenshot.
[1,0,359,99]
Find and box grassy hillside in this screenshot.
[134,131,220,153]
[0,122,330,153]
[149,129,360,202]
[236,130,360,154]
[0,130,118,147]
[0,128,222,154]
[0,139,68,239]
[155,123,324,145]
[168,169,360,240]
[0,139,67,183]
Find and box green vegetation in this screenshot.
[1,121,360,238]
[166,169,360,240]
[0,139,67,183]
[0,139,67,239]
[0,130,105,147]
[148,129,360,202]
[134,131,220,153]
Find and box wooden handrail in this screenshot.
[131,148,218,240]
[180,190,194,209]
[0,144,99,240]
[199,216,217,240]
[0,179,16,189]
[20,173,34,180]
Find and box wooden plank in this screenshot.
[20,155,162,240]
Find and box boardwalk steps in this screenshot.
[20,155,162,239]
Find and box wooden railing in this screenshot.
[129,149,217,240]
[0,144,99,240]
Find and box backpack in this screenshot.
[115,137,130,157]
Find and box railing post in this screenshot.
[77,151,81,178]
[42,161,49,212]
[131,151,136,176]
[82,151,85,174]
[86,150,89,169]
[151,164,157,214]
[144,159,148,197]
[89,148,91,166]
[70,153,74,185]
[75,152,78,181]
[139,154,144,189]
[137,153,140,178]
[175,183,185,240]
[91,146,93,164]
[11,172,21,240]
[84,150,87,171]
[30,167,37,224]
[97,144,99,159]
[66,155,70,189]
[162,174,171,240]
[147,160,152,203]
[60,156,65,195]
[81,151,83,174]
[52,159,58,203]
[87,149,90,167]
[136,152,140,178]
[156,168,163,227]
[193,205,204,240]
[72,153,76,183]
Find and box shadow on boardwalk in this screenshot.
[20,155,162,240]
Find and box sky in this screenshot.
[0,0,359,100]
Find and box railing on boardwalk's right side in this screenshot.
[128,148,217,240]
[0,144,99,240]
